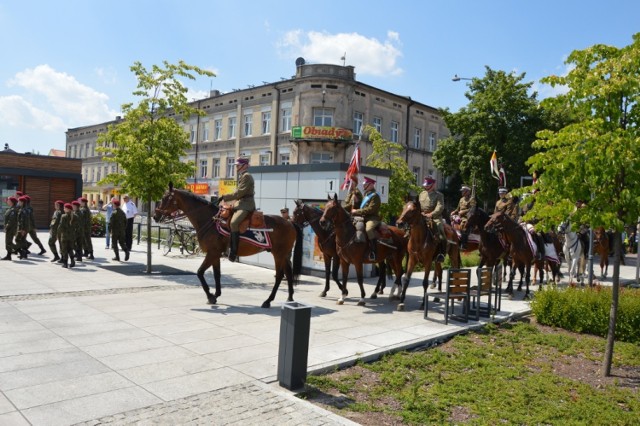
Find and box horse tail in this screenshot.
[292,223,303,283]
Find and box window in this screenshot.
[79,145,84,158]
[279,153,290,165]
[199,159,208,178]
[373,116,382,133]
[353,111,364,136]
[214,119,222,140]
[96,167,101,182]
[390,121,399,143]
[412,167,421,185]
[86,143,90,158]
[313,108,333,126]
[281,107,292,132]
[310,152,334,164]
[212,158,220,178]
[226,157,235,178]
[261,112,271,134]
[243,114,252,136]
[202,122,210,142]
[413,128,422,149]
[429,132,437,151]
[190,124,196,143]
[228,117,236,138]
[111,165,116,174]
[259,153,270,166]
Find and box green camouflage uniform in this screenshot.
[109,207,127,252]
[25,203,45,252]
[14,203,30,254]
[48,207,63,258]
[58,210,76,263]
[3,204,17,255]
[79,204,94,254]
[72,207,84,259]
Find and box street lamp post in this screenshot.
[452,74,473,82]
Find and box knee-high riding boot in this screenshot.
[229,232,240,262]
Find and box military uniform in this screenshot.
[79,202,94,259]
[48,202,64,262]
[452,194,476,227]
[72,204,84,261]
[109,204,129,261]
[220,158,254,262]
[352,177,381,260]
[1,198,18,260]
[14,199,30,259]
[58,206,76,268]
[419,176,447,262]
[494,192,519,221]
[342,185,363,211]
[24,199,46,255]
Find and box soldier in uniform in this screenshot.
[218,157,254,262]
[109,199,129,261]
[280,207,291,221]
[71,200,84,262]
[342,175,363,211]
[350,176,381,261]
[24,195,47,255]
[494,187,519,221]
[58,203,76,268]
[79,197,95,259]
[48,200,64,262]
[14,196,30,259]
[1,196,18,260]
[419,175,447,263]
[450,184,476,229]
[520,190,546,260]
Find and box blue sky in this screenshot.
[1,0,638,154]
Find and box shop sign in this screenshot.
[188,183,210,194]
[291,126,353,141]
[219,179,237,196]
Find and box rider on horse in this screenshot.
[342,174,363,211]
[218,157,255,262]
[419,175,447,263]
[450,184,476,243]
[350,176,381,261]
[494,187,519,221]
[520,189,547,260]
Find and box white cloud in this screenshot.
[278,30,403,77]
[534,61,574,100]
[2,64,119,132]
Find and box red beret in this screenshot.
[18,196,28,202]
[235,157,249,166]
[79,197,88,202]
[423,176,436,186]
[64,203,73,210]
[71,200,80,206]
[55,200,65,205]
[112,199,121,206]
[15,191,24,197]
[8,196,17,203]
[24,195,31,201]
[362,177,376,185]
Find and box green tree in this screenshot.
[97,60,215,273]
[434,66,554,206]
[526,33,640,376]
[363,126,421,222]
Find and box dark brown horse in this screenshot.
[484,211,534,299]
[153,184,302,308]
[462,207,509,270]
[318,194,407,306]
[395,200,461,311]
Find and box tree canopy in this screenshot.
[364,126,421,222]
[434,66,558,205]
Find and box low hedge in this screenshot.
[531,286,640,344]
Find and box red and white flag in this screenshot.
[498,163,507,187]
[341,144,361,190]
[489,150,500,181]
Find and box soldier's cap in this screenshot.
[18,196,28,202]
[280,207,289,214]
[460,184,471,191]
[24,195,31,201]
[15,191,24,197]
[71,200,81,206]
[55,200,65,205]
[498,187,508,193]
[64,203,73,210]
[362,176,376,186]
[79,197,88,203]
[7,196,17,204]
[235,157,249,166]
[423,176,436,186]
[112,199,121,206]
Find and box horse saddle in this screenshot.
[217,203,266,233]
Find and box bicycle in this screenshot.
[163,221,200,256]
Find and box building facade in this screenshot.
[65,61,449,204]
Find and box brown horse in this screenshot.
[395,200,461,311]
[153,184,302,308]
[318,194,407,306]
[593,226,611,278]
[484,211,534,299]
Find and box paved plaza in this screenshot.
[1,232,637,425]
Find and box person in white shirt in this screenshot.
[121,195,138,250]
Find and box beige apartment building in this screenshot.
[65,61,449,204]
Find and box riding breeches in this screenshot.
[365,220,380,240]
[230,209,251,232]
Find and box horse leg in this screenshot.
[524,265,532,300]
[198,253,218,304]
[320,257,332,297]
[331,256,344,293]
[399,254,417,308]
[261,256,290,308]
[370,262,384,299]
[378,260,388,295]
[355,263,366,306]
[507,267,515,298]
[337,259,350,305]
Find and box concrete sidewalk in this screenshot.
[0,232,636,425]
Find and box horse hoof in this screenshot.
[397,303,405,311]
[337,299,344,305]
[508,294,514,300]
[357,300,366,306]
[433,297,440,303]
[319,292,327,298]
[377,290,384,295]
[207,296,217,305]
[370,293,378,299]
[429,283,436,289]
[261,301,271,309]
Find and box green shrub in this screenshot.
[531,286,640,344]
[91,214,106,237]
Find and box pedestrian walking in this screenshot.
[58,203,76,269]
[24,195,47,255]
[71,200,83,262]
[14,196,31,259]
[79,197,94,259]
[1,196,18,260]
[109,199,129,261]
[48,200,64,262]
[121,194,138,251]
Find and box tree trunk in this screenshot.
[146,198,152,274]
[602,230,621,376]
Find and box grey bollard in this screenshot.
[277,301,312,390]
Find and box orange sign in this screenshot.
[188,183,210,194]
[291,126,353,141]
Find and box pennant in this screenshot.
[498,163,507,187]
[341,144,361,190]
[489,151,500,181]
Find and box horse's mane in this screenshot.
[176,188,218,214]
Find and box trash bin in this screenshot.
[277,301,312,390]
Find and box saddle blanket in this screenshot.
[454,231,480,245]
[216,223,272,249]
[522,224,560,264]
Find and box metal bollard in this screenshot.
[277,301,312,390]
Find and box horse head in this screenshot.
[154,184,179,223]
[319,193,344,228]
[557,220,571,235]
[463,207,487,233]
[484,211,507,234]
[292,199,308,227]
[396,199,421,230]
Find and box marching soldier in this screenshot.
[14,196,31,259]
[24,195,47,255]
[71,200,84,262]
[109,199,129,261]
[58,202,76,268]
[419,175,447,263]
[48,200,64,262]
[494,187,519,221]
[79,197,95,259]
[350,176,381,261]
[1,196,18,260]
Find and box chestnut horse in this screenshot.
[395,200,461,311]
[153,184,302,308]
[485,211,534,299]
[593,227,610,278]
[318,194,407,306]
